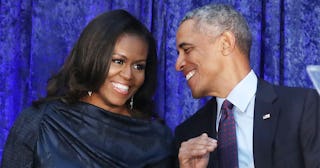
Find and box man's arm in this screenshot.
[300,89,320,167]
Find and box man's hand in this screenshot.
[178,133,217,168]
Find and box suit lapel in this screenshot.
[195,97,218,138]
[199,98,219,167]
[209,98,218,139]
[209,98,219,168]
[253,80,279,168]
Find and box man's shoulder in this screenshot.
[258,79,317,98]
[275,84,315,95]
[257,79,319,111]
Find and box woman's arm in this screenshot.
[1,106,42,168]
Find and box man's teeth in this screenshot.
[186,71,195,80]
[112,83,129,91]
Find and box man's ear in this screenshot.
[220,31,236,56]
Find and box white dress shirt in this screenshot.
[216,70,257,168]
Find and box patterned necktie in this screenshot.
[218,100,238,168]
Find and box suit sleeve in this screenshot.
[173,127,183,168]
[1,107,42,168]
[300,89,320,167]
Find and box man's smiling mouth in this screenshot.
[185,70,196,81]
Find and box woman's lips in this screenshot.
[112,82,129,95]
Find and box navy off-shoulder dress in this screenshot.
[1,100,173,168]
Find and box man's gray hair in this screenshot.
[181,4,252,56]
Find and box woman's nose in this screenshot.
[120,65,133,80]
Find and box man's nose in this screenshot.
[175,53,185,71]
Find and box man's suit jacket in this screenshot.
[174,79,320,168]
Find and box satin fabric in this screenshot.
[1,100,173,168]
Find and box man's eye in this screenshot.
[133,64,146,71]
[184,48,192,54]
[112,59,124,65]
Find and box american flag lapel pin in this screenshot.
[263,113,271,120]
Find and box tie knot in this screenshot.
[222,100,233,111]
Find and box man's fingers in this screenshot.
[179,133,218,158]
[185,133,217,149]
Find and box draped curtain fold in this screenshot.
[1,0,319,161]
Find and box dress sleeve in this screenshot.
[147,125,175,168]
[145,156,174,168]
[1,106,43,168]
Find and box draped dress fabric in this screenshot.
[1,100,173,168]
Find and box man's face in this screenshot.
[175,20,225,98]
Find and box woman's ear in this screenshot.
[220,31,236,56]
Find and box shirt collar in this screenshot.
[217,70,257,112]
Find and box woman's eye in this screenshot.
[112,59,124,65]
[133,64,146,71]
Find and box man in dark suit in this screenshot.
[174,4,320,168]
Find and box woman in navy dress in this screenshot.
[1,9,173,168]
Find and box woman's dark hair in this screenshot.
[34,10,158,118]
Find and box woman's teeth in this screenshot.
[112,82,129,92]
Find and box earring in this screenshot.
[130,96,134,110]
[88,91,92,96]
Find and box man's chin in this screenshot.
[191,90,203,99]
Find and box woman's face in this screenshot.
[88,34,148,116]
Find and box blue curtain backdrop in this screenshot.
[1,0,320,160]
